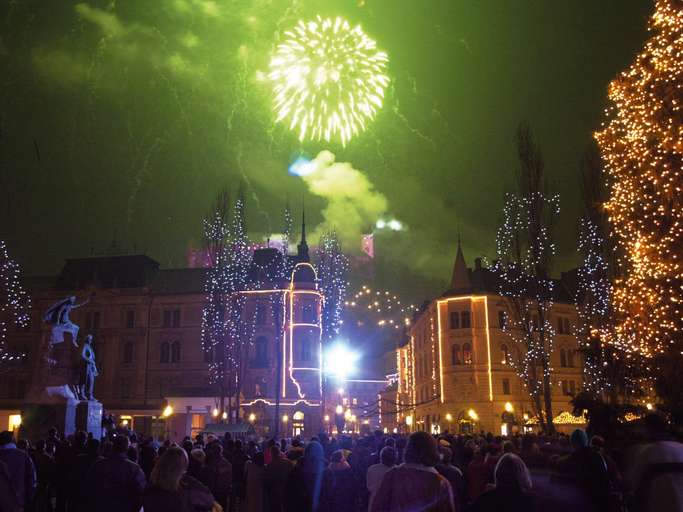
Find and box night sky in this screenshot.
[0,0,651,301]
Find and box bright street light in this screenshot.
[335,405,344,415]
[162,405,173,418]
[324,342,359,379]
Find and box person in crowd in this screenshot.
[0,459,18,512]
[200,441,233,512]
[89,434,146,512]
[466,453,534,512]
[229,439,250,510]
[371,432,455,512]
[143,445,218,512]
[31,439,56,512]
[264,445,293,512]
[139,442,158,480]
[366,446,396,510]
[285,440,326,512]
[245,452,266,512]
[556,429,610,511]
[319,449,360,512]
[188,447,206,480]
[69,438,101,512]
[0,430,36,510]
[436,446,464,511]
[623,414,683,512]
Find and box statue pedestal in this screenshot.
[21,400,103,440]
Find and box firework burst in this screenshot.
[269,16,389,146]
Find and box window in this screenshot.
[123,341,134,364]
[121,378,131,399]
[163,309,181,328]
[569,380,576,395]
[498,311,507,329]
[461,311,471,328]
[557,317,565,334]
[253,336,267,367]
[125,310,135,329]
[502,378,511,395]
[561,381,569,395]
[451,344,461,365]
[301,338,311,361]
[462,343,472,364]
[255,303,267,326]
[450,312,460,330]
[160,342,170,363]
[170,341,181,363]
[560,348,567,367]
[500,344,510,365]
[567,350,575,368]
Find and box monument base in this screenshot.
[21,400,102,440]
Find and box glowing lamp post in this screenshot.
[162,405,173,440]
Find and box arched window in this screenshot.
[123,341,134,364]
[450,312,460,329]
[463,343,473,365]
[500,344,510,365]
[160,342,169,363]
[255,303,267,325]
[451,344,461,365]
[461,311,471,328]
[254,336,268,366]
[560,348,567,367]
[171,341,181,363]
[567,349,575,368]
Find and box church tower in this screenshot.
[450,235,471,292]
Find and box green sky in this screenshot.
[0,0,651,301]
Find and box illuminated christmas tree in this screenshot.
[595,0,683,413]
[0,240,30,369]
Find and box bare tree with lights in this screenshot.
[317,230,349,345]
[494,124,559,434]
[0,240,30,373]
[595,0,683,420]
[201,189,231,418]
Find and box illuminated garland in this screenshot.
[595,0,683,359]
[316,230,349,344]
[345,284,417,330]
[0,240,29,367]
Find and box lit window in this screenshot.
[500,344,510,365]
[451,344,461,365]
[450,312,460,329]
[462,343,472,364]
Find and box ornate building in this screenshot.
[0,222,328,439]
[389,240,586,435]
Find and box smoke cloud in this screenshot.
[297,150,388,251]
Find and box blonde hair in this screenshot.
[151,446,188,492]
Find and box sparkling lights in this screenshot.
[0,240,30,366]
[595,0,683,361]
[268,16,389,146]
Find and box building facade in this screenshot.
[1,224,332,439]
[391,241,586,435]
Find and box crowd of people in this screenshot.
[0,413,681,512]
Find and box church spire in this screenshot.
[450,234,471,291]
[297,205,310,262]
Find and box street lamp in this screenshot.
[248,413,256,423]
[505,402,514,413]
[324,343,359,380]
[468,409,478,421]
[445,413,453,422]
[162,405,173,440]
[212,407,219,418]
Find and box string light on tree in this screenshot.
[0,240,30,367]
[595,0,683,361]
[316,231,349,344]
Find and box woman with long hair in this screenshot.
[143,446,219,512]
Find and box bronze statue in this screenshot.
[78,335,98,400]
